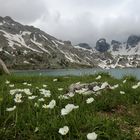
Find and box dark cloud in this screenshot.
[0,0,140,46]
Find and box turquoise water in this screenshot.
[12,68,140,79]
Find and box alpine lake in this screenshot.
[12,68,140,79]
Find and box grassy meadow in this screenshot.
[0,73,140,140]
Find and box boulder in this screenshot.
[68,82,98,93]
[0,58,10,75]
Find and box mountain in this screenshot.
[0,16,140,69]
[95,38,110,52]
[0,16,97,69]
[94,36,140,69]
[109,36,140,56]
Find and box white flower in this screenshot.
[61,104,79,116]
[58,95,69,100]
[39,89,51,97]
[58,88,63,91]
[9,89,32,96]
[9,84,14,88]
[38,98,45,102]
[132,82,140,89]
[87,132,98,140]
[28,96,37,100]
[34,102,39,107]
[47,100,56,109]
[132,85,139,89]
[23,89,32,95]
[110,84,119,90]
[10,89,17,95]
[42,100,56,109]
[34,127,39,133]
[138,82,140,86]
[123,80,127,83]
[58,126,69,135]
[58,93,74,100]
[86,97,94,104]
[6,106,16,111]
[5,80,10,84]
[44,92,51,97]
[96,75,101,80]
[27,84,32,86]
[23,82,27,85]
[14,94,22,103]
[42,104,47,109]
[43,85,47,88]
[120,91,125,95]
[53,79,58,82]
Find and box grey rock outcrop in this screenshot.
[111,40,121,51]
[127,35,140,47]
[0,58,10,75]
[95,38,110,52]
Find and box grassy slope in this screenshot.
[0,73,140,140]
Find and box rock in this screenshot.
[111,40,121,51]
[68,82,98,93]
[68,82,86,93]
[111,40,121,45]
[95,38,110,52]
[127,35,140,47]
[64,41,72,45]
[0,58,10,75]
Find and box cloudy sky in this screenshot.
[0,0,140,46]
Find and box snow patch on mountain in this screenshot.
[0,30,43,53]
[110,42,140,56]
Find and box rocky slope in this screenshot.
[94,37,140,69]
[0,16,140,69]
[0,16,97,69]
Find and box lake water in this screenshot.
[12,68,140,79]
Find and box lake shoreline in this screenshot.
[10,68,140,80]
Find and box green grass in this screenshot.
[0,73,140,140]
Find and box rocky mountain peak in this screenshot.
[127,35,140,47]
[95,38,110,52]
[4,16,14,22]
[111,40,121,51]
[111,40,121,45]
